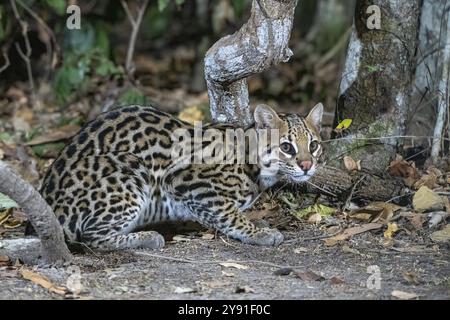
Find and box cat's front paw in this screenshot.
[243,228,284,246]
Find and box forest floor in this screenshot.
[1,220,449,300]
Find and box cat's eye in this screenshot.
[309,140,320,152]
[280,142,296,155]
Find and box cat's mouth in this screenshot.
[289,168,316,183]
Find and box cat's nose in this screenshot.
[299,160,312,173]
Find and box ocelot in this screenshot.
[38,103,323,250]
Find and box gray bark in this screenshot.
[330,0,421,172]
[0,161,72,263]
[409,0,450,160]
[205,0,298,125]
[0,238,43,264]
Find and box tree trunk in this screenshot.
[0,161,72,263]
[330,0,421,172]
[406,0,450,161]
[204,0,298,125]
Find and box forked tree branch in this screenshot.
[205,0,298,125]
[10,0,36,102]
[0,161,72,263]
[121,0,149,78]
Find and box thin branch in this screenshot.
[15,0,60,72]
[120,0,149,78]
[0,161,72,263]
[0,50,10,74]
[10,0,36,102]
[135,251,305,270]
[283,228,344,245]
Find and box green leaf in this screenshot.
[0,193,18,210]
[118,89,150,105]
[175,0,185,5]
[0,132,12,143]
[43,0,67,15]
[158,0,170,11]
[335,119,353,130]
[366,65,380,73]
[94,24,111,57]
[293,205,336,220]
[95,57,121,77]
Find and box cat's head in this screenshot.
[254,103,324,183]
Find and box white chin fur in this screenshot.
[290,168,316,183]
[290,174,312,183]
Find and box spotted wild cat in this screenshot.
[39,103,323,250]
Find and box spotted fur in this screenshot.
[40,103,323,250]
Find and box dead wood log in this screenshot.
[0,161,72,263]
[306,165,406,203]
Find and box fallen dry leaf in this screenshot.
[397,212,424,230]
[172,235,191,242]
[308,213,323,224]
[201,232,215,240]
[413,187,444,213]
[21,268,68,296]
[343,156,361,172]
[403,272,420,285]
[178,106,204,124]
[391,290,419,300]
[221,271,235,277]
[413,171,438,190]
[430,224,450,243]
[219,262,249,270]
[349,202,401,223]
[174,287,196,294]
[0,209,11,225]
[324,223,383,246]
[330,276,345,285]
[388,157,420,187]
[0,255,11,267]
[384,222,399,239]
[295,270,325,282]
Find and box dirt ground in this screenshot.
[1,224,449,300]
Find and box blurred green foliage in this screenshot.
[54,22,122,103]
[42,0,67,15]
[118,88,150,105]
[158,0,186,12]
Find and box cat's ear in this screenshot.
[306,103,324,130]
[254,104,282,129]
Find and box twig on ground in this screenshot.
[305,180,337,198]
[120,0,149,78]
[283,228,343,245]
[343,175,367,210]
[135,251,305,270]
